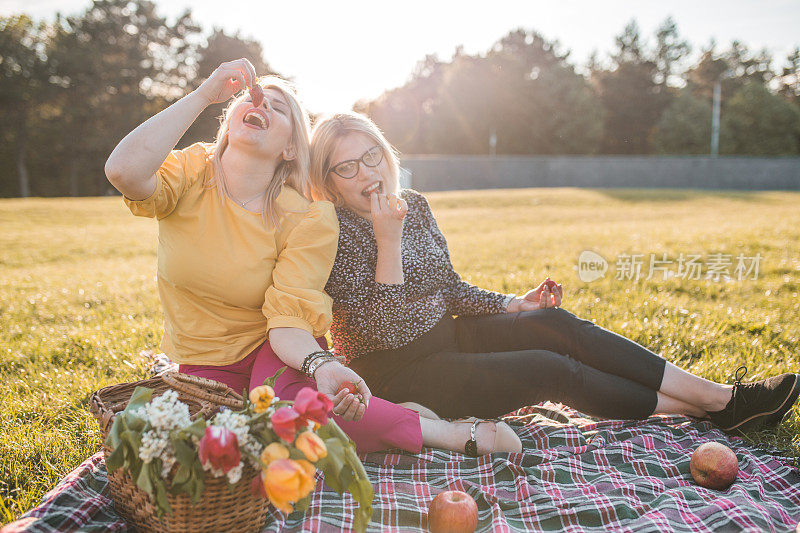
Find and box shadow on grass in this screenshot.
[592,188,773,203]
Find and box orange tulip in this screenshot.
[295,431,327,462]
[249,385,276,413]
[262,459,318,513]
[295,459,316,498]
[260,442,290,466]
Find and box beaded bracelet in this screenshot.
[300,350,330,376]
[307,354,339,379]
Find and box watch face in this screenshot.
[465,439,478,457]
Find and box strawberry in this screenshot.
[336,380,359,396]
[249,84,264,108]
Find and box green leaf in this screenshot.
[339,466,353,489]
[105,444,125,471]
[182,418,206,439]
[119,428,142,452]
[318,439,346,493]
[105,416,123,448]
[171,465,190,489]
[263,366,287,388]
[349,478,375,508]
[344,446,370,487]
[189,462,205,503]
[354,507,371,533]
[287,447,306,461]
[294,493,312,513]
[126,413,147,433]
[126,387,154,412]
[135,460,155,499]
[317,419,350,444]
[172,437,196,466]
[150,462,172,517]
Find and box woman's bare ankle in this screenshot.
[419,418,522,455]
[456,420,522,455]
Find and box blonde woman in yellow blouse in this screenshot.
[103,59,430,453]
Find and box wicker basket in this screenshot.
[90,372,272,533]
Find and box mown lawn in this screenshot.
[2,188,799,523]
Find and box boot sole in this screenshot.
[721,374,800,433]
[765,375,800,426]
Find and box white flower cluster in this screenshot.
[136,390,192,478]
[205,408,264,484]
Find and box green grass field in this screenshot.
[2,188,799,524]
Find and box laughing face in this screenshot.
[226,87,295,161]
[329,132,396,218]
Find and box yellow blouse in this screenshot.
[125,142,339,366]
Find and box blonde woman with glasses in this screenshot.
[309,111,800,454]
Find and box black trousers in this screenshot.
[349,308,668,420]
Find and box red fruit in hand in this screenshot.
[336,380,359,395]
[428,490,478,533]
[690,442,739,490]
[544,278,558,291]
[198,426,241,474]
[249,84,264,108]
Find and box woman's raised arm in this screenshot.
[104,59,256,200]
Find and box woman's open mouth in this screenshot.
[242,108,270,130]
[361,181,382,197]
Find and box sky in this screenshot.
[3,0,799,115]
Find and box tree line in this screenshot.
[1,2,799,197]
[0,0,277,197]
[358,20,800,158]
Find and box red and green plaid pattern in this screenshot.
[5,402,800,532]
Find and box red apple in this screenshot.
[428,490,478,533]
[544,278,558,291]
[690,442,739,490]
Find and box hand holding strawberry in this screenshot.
[314,363,372,422]
[249,84,264,108]
[194,58,257,106]
[506,277,563,312]
[371,193,408,246]
[337,380,365,404]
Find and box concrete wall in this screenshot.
[399,155,800,191]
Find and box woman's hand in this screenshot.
[313,361,372,422]
[194,58,257,106]
[371,193,407,246]
[506,277,563,312]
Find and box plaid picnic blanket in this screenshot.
[4,402,800,533]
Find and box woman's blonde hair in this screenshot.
[207,76,311,228]
[309,112,400,205]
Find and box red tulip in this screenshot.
[250,471,268,498]
[271,406,301,442]
[293,387,333,426]
[198,426,241,473]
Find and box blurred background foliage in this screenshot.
[1,1,800,198]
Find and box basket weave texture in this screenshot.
[89,372,272,533]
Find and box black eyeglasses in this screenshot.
[329,146,384,179]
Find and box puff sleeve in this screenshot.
[124,142,211,219]
[262,201,339,337]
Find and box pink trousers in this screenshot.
[178,338,423,454]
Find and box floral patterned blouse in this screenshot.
[325,189,511,362]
